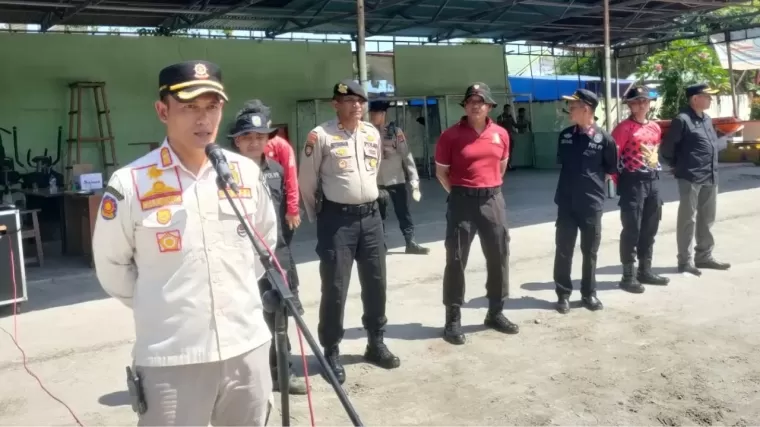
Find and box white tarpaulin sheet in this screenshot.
[711,29,760,71]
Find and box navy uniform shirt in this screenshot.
[260,156,287,248]
[555,124,618,213]
[660,107,721,185]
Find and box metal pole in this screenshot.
[603,0,613,128]
[615,49,621,123]
[725,31,738,117]
[356,0,369,121]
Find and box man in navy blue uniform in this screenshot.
[554,89,618,314]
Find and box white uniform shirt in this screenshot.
[92,139,277,367]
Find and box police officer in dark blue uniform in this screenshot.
[230,104,308,395]
[554,89,618,314]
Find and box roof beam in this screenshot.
[269,0,413,36]
[384,1,520,36]
[40,0,105,32]
[170,0,268,31]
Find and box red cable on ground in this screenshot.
[1,236,84,427]
[238,200,317,427]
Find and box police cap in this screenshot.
[562,88,599,110]
[460,82,497,107]
[685,83,719,98]
[333,79,368,101]
[369,94,391,112]
[229,102,276,138]
[624,86,655,102]
[159,60,228,102]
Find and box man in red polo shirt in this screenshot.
[434,82,519,346]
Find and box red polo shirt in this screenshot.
[434,117,510,188]
[264,136,299,216]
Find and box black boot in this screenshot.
[581,295,603,311]
[272,368,308,395]
[678,262,702,276]
[637,260,669,285]
[323,345,346,384]
[619,263,645,293]
[484,301,520,335]
[404,236,430,255]
[556,295,570,314]
[364,330,401,369]
[695,258,731,270]
[443,305,466,345]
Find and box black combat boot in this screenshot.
[637,260,669,285]
[364,330,401,369]
[581,295,603,311]
[484,300,520,335]
[272,368,308,395]
[695,258,731,270]
[556,295,570,314]
[323,345,346,384]
[404,236,430,255]
[619,263,645,293]
[678,262,702,276]
[443,305,466,345]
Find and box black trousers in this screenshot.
[442,187,510,307]
[618,173,662,265]
[316,200,387,348]
[553,207,602,298]
[507,131,516,168]
[281,225,300,290]
[378,183,414,239]
[257,242,298,371]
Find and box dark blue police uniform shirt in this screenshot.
[260,157,287,248]
[555,124,619,213]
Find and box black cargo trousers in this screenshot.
[315,199,388,349]
[618,172,662,265]
[377,183,414,238]
[442,186,510,307]
[553,206,603,298]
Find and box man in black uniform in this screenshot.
[554,89,618,314]
[298,80,400,384]
[230,104,308,395]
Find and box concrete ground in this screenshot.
[2,165,760,426]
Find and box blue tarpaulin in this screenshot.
[508,75,639,102]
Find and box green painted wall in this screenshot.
[0,33,352,181]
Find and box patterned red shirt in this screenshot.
[611,118,663,173]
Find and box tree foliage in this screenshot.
[637,39,729,118]
[555,55,601,76]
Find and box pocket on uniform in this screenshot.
[364,145,379,171]
[330,146,355,172]
[136,206,187,255]
[218,200,253,248]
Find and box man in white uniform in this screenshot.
[92,60,277,426]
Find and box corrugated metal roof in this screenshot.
[0,0,750,45]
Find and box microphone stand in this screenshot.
[216,177,364,427]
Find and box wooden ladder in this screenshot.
[65,81,118,188]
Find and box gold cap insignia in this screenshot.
[337,83,348,94]
[252,115,262,127]
[473,84,480,90]
[194,63,209,79]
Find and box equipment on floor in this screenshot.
[0,127,23,202]
[18,126,63,190]
[65,81,118,188]
[0,206,28,309]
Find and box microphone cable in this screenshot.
[0,227,84,426]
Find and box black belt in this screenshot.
[323,199,378,216]
[451,186,501,197]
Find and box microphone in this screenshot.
[205,143,240,193]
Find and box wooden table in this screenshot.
[62,191,103,266]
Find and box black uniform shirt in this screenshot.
[555,124,618,214]
[260,156,287,248]
[660,107,721,185]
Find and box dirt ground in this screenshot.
[1,165,759,426]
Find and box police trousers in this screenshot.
[281,225,300,290]
[136,344,273,426]
[442,186,510,307]
[378,183,414,239]
[257,243,298,373]
[618,173,662,265]
[553,206,602,298]
[316,200,388,348]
